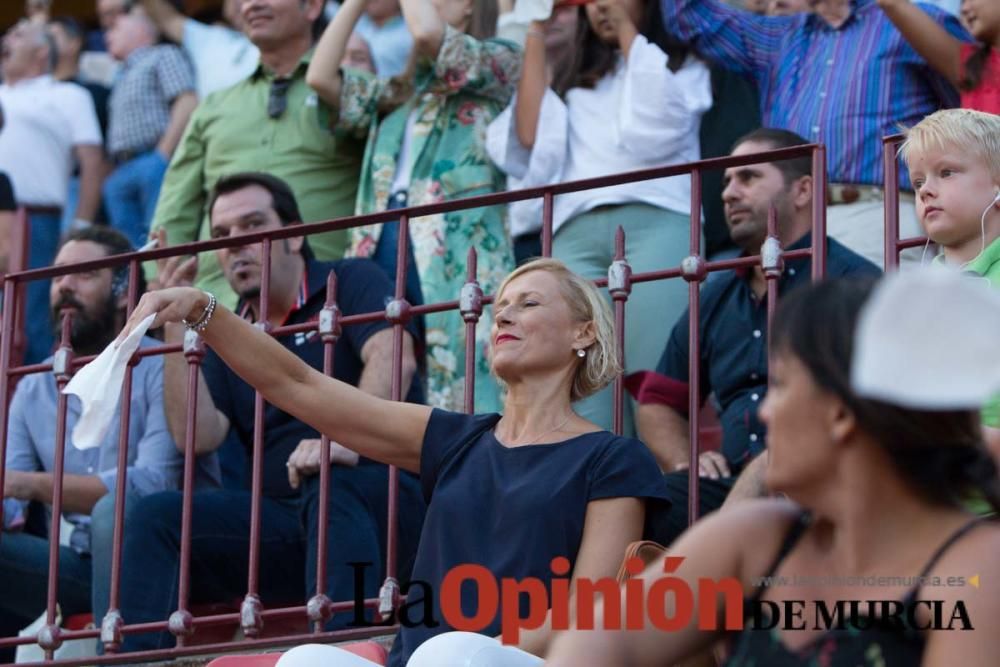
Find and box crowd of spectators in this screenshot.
[0,0,998,664]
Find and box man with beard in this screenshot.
[628,129,880,546]
[0,227,219,659]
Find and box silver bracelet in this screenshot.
[182,292,217,332]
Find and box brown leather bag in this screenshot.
[614,540,723,667]
[615,540,669,583]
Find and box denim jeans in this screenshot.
[301,463,424,629]
[372,195,425,320]
[102,150,169,249]
[59,177,80,236]
[0,513,95,662]
[89,490,140,638]
[25,210,61,364]
[118,463,424,651]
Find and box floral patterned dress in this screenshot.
[337,26,520,413]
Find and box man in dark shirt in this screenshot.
[117,173,424,651]
[630,129,880,546]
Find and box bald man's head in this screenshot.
[1,20,55,83]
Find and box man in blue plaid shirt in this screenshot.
[103,4,196,249]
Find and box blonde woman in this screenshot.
[121,258,667,665]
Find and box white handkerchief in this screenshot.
[851,267,1000,409]
[61,314,156,450]
[497,0,554,45]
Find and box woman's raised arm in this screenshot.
[545,499,799,666]
[400,0,448,58]
[122,288,432,472]
[877,0,963,87]
[306,0,370,108]
[514,23,550,149]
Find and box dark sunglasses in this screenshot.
[267,78,292,119]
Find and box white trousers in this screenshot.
[826,195,924,270]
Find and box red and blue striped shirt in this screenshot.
[661,0,970,187]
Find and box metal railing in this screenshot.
[0,143,835,665]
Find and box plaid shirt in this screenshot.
[661,0,968,187]
[107,44,194,155]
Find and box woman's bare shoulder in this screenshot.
[664,498,805,583]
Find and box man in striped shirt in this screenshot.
[660,0,969,268]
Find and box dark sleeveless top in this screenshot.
[723,513,984,667]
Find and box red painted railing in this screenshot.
[0,143,837,664]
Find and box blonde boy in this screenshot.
[901,108,1000,455]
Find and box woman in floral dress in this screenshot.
[308,0,520,412]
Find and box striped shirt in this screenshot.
[660,0,969,187]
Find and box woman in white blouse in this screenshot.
[487,0,711,435]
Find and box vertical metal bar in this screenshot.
[170,332,203,645]
[385,215,409,598]
[102,260,142,651]
[378,211,414,621]
[308,273,339,630]
[686,169,704,527]
[811,146,828,280]
[764,206,782,351]
[541,191,554,258]
[609,228,630,437]
[461,249,481,415]
[42,312,74,659]
[883,139,901,271]
[242,237,272,638]
[0,279,18,535]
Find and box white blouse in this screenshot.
[487,35,712,237]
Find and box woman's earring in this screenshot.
[576,349,586,358]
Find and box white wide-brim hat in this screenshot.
[851,266,1000,409]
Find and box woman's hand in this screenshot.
[286,438,360,490]
[306,0,369,108]
[593,0,639,56]
[118,287,209,343]
[146,229,198,292]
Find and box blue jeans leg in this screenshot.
[102,151,168,249]
[370,219,425,311]
[301,463,425,630]
[60,177,81,236]
[118,490,306,652]
[25,211,60,364]
[0,530,92,661]
[89,490,140,637]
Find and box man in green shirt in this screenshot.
[152,0,365,307]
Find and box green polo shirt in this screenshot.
[966,237,1000,428]
[932,236,1000,429]
[151,49,364,307]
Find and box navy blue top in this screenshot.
[629,234,879,471]
[388,409,669,666]
[202,258,423,497]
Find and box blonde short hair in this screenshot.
[900,109,1000,180]
[495,258,622,402]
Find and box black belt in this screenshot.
[24,205,62,216]
[387,191,408,210]
[110,148,153,166]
